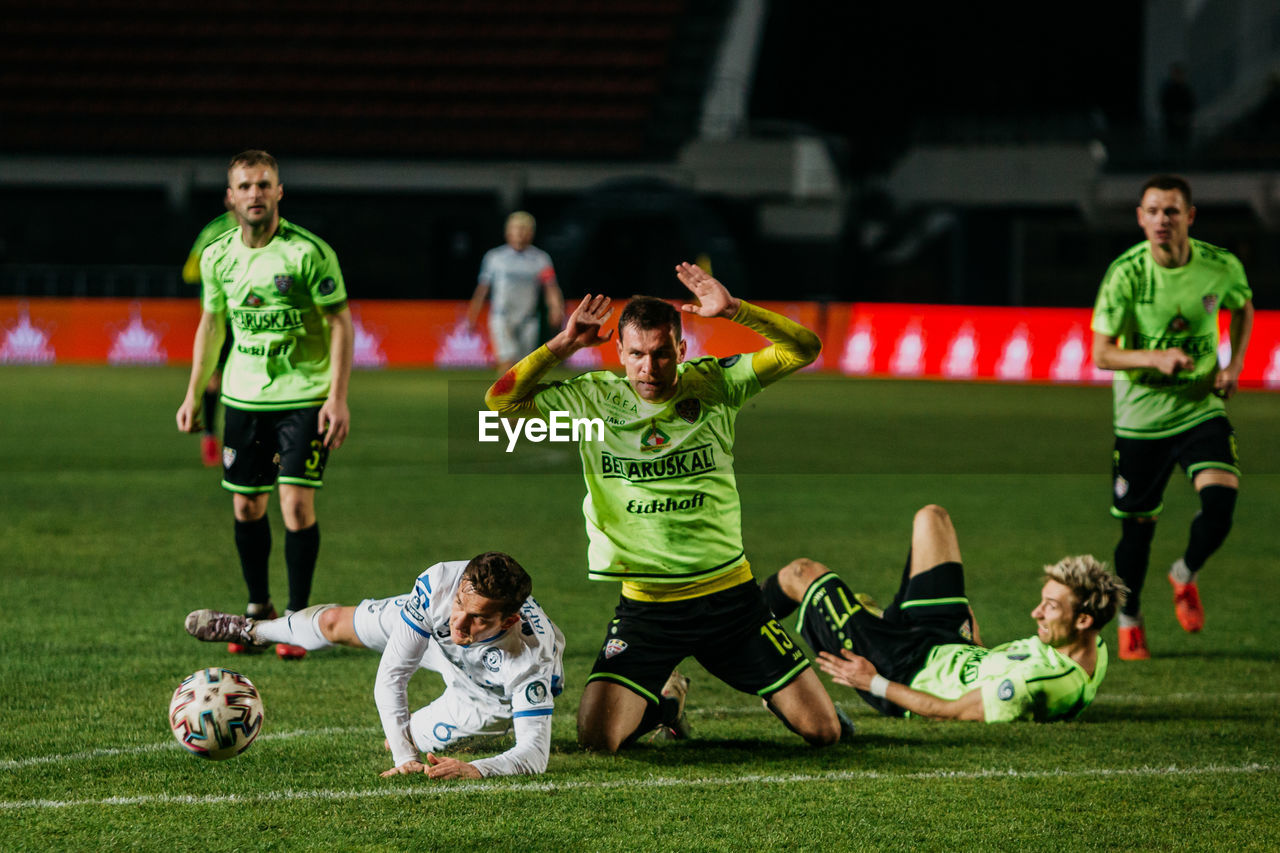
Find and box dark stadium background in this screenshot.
[0,0,1275,308]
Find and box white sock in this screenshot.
[1118,613,1143,629]
[1169,557,1196,585]
[253,604,336,650]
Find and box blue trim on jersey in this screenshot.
[513,708,554,718]
[460,628,508,648]
[400,610,431,638]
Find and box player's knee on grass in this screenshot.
[777,557,830,601]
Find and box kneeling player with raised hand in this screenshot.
[186,551,565,778]
[761,505,1127,723]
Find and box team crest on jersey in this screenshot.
[318,277,337,296]
[640,426,670,452]
[1202,294,1219,315]
[274,274,294,294]
[1114,475,1129,499]
[604,639,628,659]
[525,681,548,704]
[483,648,504,672]
[222,447,236,469]
[242,292,263,307]
[998,679,1015,701]
[675,398,700,423]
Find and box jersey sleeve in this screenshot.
[478,248,497,286]
[715,353,764,409]
[199,245,227,314]
[372,569,439,767]
[980,674,1035,723]
[468,712,552,777]
[1091,259,1134,338]
[303,240,347,309]
[1222,253,1253,310]
[373,612,433,767]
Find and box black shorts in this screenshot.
[221,405,329,493]
[588,581,811,704]
[795,559,975,717]
[1112,416,1239,518]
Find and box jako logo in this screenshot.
[478,410,605,453]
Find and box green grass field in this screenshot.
[2,366,1277,851]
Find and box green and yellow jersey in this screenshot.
[910,635,1108,723]
[199,218,347,411]
[1092,238,1251,439]
[535,355,760,595]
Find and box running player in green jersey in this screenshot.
[183,206,239,466]
[761,505,1126,723]
[486,262,844,752]
[176,150,354,661]
[1091,175,1254,661]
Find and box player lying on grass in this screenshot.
[185,552,564,778]
[760,505,1128,722]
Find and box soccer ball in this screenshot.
[168,668,265,760]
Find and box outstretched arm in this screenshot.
[816,649,985,721]
[674,262,821,385]
[485,294,614,417]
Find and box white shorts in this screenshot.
[351,595,409,652]
[488,314,540,364]
[355,596,512,752]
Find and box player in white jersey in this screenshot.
[468,211,565,372]
[185,552,565,779]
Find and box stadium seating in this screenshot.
[0,0,722,158]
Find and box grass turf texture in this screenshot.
[2,366,1277,851]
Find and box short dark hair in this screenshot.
[1141,174,1192,206]
[227,150,280,182]
[461,552,532,616]
[618,295,682,343]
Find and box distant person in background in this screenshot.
[1091,174,1253,661]
[1160,63,1195,154]
[176,149,354,661]
[182,204,239,466]
[468,211,565,373]
[763,505,1125,723]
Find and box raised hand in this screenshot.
[549,294,614,358]
[674,262,739,319]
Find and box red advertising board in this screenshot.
[2,297,1277,389]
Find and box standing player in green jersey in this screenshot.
[762,505,1126,723]
[182,206,239,466]
[1091,175,1254,661]
[176,150,354,661]
[486,262,844,752]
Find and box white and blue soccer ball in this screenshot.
[168,668,265,760]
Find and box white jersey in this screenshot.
[478,244,555,319]
[372,560,565,777]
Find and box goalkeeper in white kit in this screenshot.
[186,551,565,778]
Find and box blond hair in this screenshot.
[506,210,536,231]
[1043,555,1128,630]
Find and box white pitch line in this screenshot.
[5,691,1277,770]
[0,726,377,771]
[2,763,1274,811]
